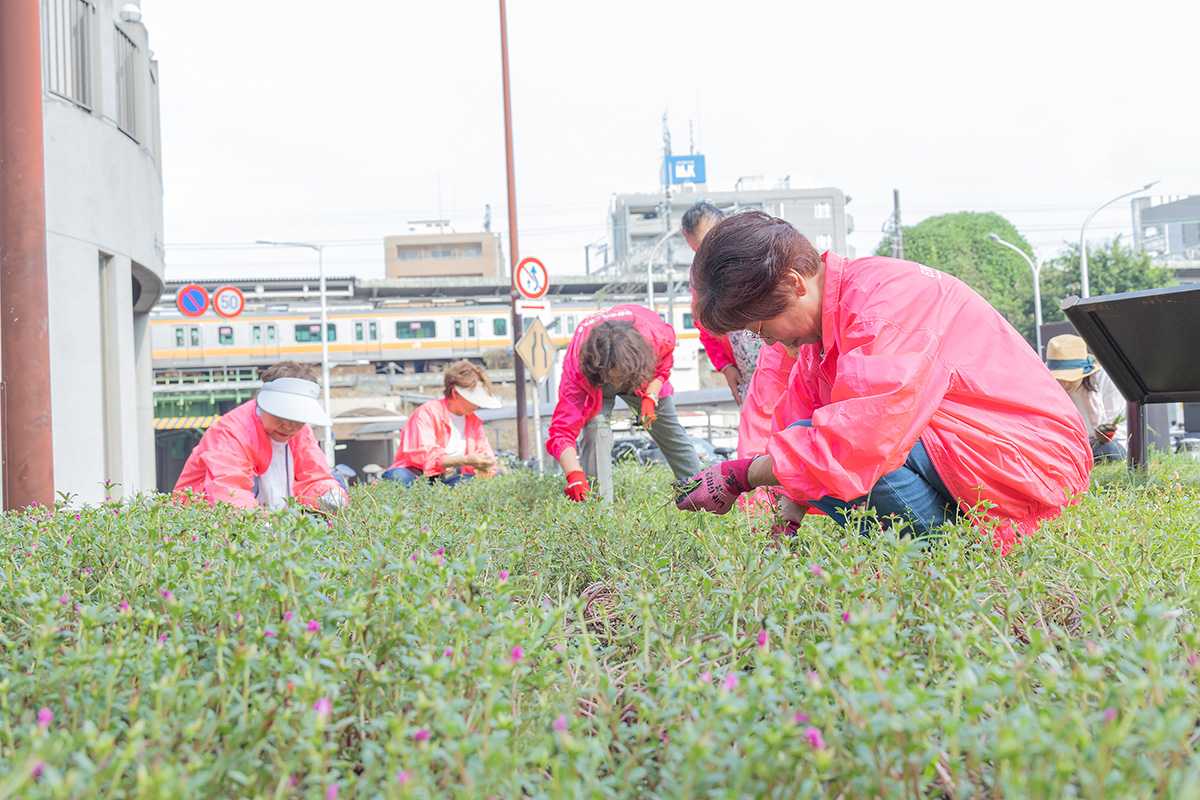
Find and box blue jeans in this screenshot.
[380,466,474,487]
[788,420,958,538]
[1092,439,1125,464]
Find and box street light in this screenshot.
[255,239,335,466]
[986,234,1072,357]
[1079,180,1159,298]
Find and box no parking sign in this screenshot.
[176,284,209,317]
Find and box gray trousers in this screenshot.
[578,387,702,502]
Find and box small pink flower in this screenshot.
[553,714,568,733]
[119,601,129,612]
[498,570,510,582]
[434,547,445,556]
[792,711,810,724]
[37,707,53,730]
[1104,708,1117,724]
[264,630,275,637]
[326,785,339,800]
[284,611,294,622]
[59,594,69,605]
[552,644,564,653]
[722,672,740,691]
[235,612,243,624]
[756,628,768,648]
[842,611,851,622]
[810,564,823,578]
[32,761,45,779]
[699,671,712,683]
[313,697,332,719]
[396,770,410,786]
[410,552,418,562]
[1189,652,1199,667]
[509,645,524,663]
[443,647,453,657]
[413,728,430,742]
[308,619,320,633]
[806,671,821,689]
[159,633,169,643]
[804,726,826,750]
[160,590,173,601]
[65,536,72,544]
[203,561,211,569]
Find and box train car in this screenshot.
[152,297,704,377]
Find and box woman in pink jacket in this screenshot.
[174,361,348,511]
[383,360,500,486]
[675,210,1092,552]
[549,304,701,503]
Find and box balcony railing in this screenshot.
[114,23,139,140]
[42,0,93,109]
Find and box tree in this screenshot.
[876,212,1041,342]
[1039,237,1174,326]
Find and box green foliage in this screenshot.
[1040,237,1176,325]
[2,457,1200,797]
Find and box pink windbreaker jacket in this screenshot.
[388,397,496,476]
[547,304,676,460]
[766,253,1092,552]
[696,322,735,373]
[173,399,347,510]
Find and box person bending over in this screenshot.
[1045,334,1127,464]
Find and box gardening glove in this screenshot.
[319,488,347,512]
[639,396,658,427]
[674,457,756,515]
[564,470,590,502]
[1095,423,1117,443]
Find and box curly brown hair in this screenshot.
[578,321,656,392]
[259,360,318,383]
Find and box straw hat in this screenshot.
[1045,334,1098,382]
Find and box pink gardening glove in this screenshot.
[674,458,756,515]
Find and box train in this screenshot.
[150,299,705,375]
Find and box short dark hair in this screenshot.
[681,202,724,236]
[260,360,317,383]
[691,209,821,336]
[578,321,655,392]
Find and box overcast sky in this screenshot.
[140,0,1200,283]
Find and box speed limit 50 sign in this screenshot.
[212,285,246,318]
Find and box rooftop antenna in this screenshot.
[689,120,694,155]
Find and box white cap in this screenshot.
[454,381,502,410]
[257,377,331,426]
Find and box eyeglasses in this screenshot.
[745,321,766,342]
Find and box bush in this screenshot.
[3,458,1200,797]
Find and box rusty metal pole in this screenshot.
[498,0,528,460]
[0,0,56,509]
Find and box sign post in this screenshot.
[514,316,557,473]
[212,285,246,318]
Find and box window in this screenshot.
[355,322,364,342]
[396,320,435,339]
[396,247,423,261]
[175,328,185,347]
[369,322,378,340]
[493,318,507,336]
[42,0,94,109]
[190,328,200,347]
[683,313,696,330]
[454,319,463,337]
[252,325,262,345]
[814,234,832,251]
[114,24,140,141]
[267,326,277,344]
[295,323,335,342]
[463,246,483,258]
[430,249,454,259]
[218,326,233,345]
[814,201,832,219]
[467,319,476,337]
[567,315,577,333]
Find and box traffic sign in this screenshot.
[515,257,549,300]
[176,284,210,318]
[515,317,557,383]
[516,298,553,323]
[212,285,246,318]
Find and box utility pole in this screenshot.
[890,189,904,261]
[657,111,672,309]
[498,0,528,459]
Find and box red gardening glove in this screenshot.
[639,396,657,427]
[674,458,756,515]
[1095,423,1117,443]
[564,470,589,502]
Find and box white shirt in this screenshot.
[1064,368,1127,444]
[256,439,291,509]
[445,412,468,459]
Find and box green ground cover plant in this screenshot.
[3,456,1200,798]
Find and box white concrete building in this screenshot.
[41,0,164,501]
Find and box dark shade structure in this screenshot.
[1061,284,1200,468]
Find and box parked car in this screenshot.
[611,434,733,467]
